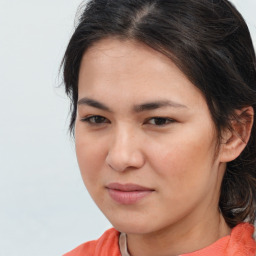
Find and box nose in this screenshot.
[106,126,145,172]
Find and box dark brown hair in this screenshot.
[62,0,256,228]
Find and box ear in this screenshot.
[219,106,254,163]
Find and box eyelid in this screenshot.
[79,115,175,127]
[80,115,110,125]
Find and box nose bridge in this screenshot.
[106,122,144,172]
[115,123,133,148]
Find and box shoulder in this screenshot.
[63,228,121,256]
[226,222,256,256]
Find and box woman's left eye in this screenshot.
[145,117,175,126]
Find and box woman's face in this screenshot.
[75,38,226,234]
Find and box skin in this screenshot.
[75,38,244,256]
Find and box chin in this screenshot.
[107,215,159,235]
[113,223,150,234]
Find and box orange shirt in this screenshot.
[64,228,120,256]
[63,223,255,256]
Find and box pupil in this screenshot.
[155,118,166,125]
[95,116,104,123]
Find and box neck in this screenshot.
[127,209,230,256]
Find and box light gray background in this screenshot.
[0,0,255,255]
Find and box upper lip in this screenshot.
[106,183,154,192]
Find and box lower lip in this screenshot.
[107,189,153,205]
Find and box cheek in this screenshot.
[148,128,217,188]
[75,130,107,188]
[75,138,109,207]
[147,136,219,219]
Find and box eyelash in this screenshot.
[144,117,175,126]
[80,115,175,126]
[81,115,109,125]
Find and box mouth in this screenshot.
[106,183,154,205]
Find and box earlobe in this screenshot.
[219,106,254,163]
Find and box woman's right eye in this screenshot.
[80,115,109,125]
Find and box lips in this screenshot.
[106,183,154,205]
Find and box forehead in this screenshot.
[78,38,206,110]
[83,37,169,58]
[80,38,178,77]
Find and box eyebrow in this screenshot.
[77,97,187,112]
[77,97,111,112]
[133,100,187,112]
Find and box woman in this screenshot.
[62,0,256,255]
